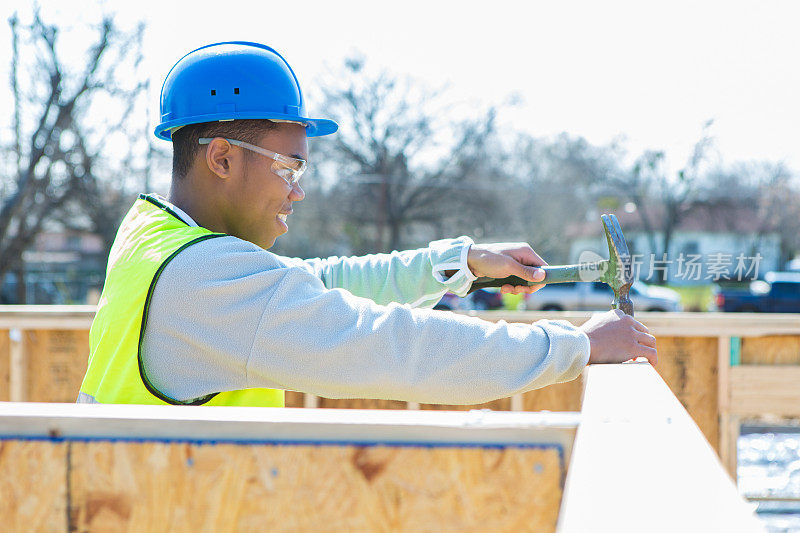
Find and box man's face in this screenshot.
[226,123,309,249]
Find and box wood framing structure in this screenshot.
[558,363,763,532]
[0,363,761,532]
[1,404,576,532]
[1,306,799,482]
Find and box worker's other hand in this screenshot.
[467,243,547,294]
[581,309,658,366]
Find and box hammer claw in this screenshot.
[609,214,630,257]
[601,213,635,316]
[602,214,631,266]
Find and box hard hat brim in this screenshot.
[154,113,338,141]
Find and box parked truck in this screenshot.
[714,272,800,312]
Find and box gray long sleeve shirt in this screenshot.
[140,202,590,405]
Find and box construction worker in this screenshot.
[78,41,656,406]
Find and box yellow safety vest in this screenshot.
[79,194,284,406]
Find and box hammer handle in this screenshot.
[467,262,607,294]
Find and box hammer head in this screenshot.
[601,213,634,316]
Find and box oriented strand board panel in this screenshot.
[0,440,67,533]
[729,366,800,417]
[25,329,89,403]
[522,379,584,412]
[69,441,561,533]
[0,330,9,401]
[419,397,511,411]
[741,335,800,365]
[318,397,408,409]
[653,337,719,451]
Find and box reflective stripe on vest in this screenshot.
[79,194,284,407]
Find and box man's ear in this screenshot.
[204,138,237,179]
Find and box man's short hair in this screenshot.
[171,119,279,179]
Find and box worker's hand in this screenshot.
[467,243,547,294]
[580,309,658,366]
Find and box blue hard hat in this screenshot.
[154,41,338,141]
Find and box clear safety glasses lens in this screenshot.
[198,137,307,186]
[271,159,305,185]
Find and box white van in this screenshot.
[524,281,682,312]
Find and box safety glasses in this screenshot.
[198,137,307,186]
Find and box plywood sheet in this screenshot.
[653,337,719,451]
[741,335,800,365]
[25,329,89,403]
[730,366,800,417]
[0,440,67,533]
[0,330,9,402]
[69,441,561,533]
[522,379,584,412]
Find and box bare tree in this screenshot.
[704,161,800,265]
[504,133,623,263]
[0,9,147,299]
[607,122,714,282]
[756,165,800,264]
[313,57,505,253]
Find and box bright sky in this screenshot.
[3,0,800,173]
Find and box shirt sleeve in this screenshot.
[141,236,590,405]
[278,236,478,308]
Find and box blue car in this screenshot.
[434,288,504,311]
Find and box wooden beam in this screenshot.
[0,330,9,402]
[510,394,523,411]
[729,366,800,417]
[718,336,732,414]
[717,336,737,481]
[0,305,95,330]
[0,403,579,454]
[9,329,24,402]
[718,412,741,483]
[303,393,319,408]
[558,363,762,532]
[726,414,741,482]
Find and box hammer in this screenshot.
[468,214,635,316]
